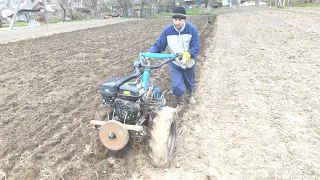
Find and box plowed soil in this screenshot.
[1,7,320,180]
[0,15,214,180]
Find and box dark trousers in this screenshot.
[169,62,195,97]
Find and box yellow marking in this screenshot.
[123,91,131,95]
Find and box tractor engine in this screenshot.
[114,99,140,123]
[100,78,145,124]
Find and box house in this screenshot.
[8,0,43,22]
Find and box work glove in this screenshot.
[183,52,191,61]
[176,52,195,69]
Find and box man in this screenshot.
[149,6,200,112]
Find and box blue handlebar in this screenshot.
[139,52,178,69]
[140,52,176,59]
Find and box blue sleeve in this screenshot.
[148,29,168,53]
[188,27,200,59]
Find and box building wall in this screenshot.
[16,11,40,21]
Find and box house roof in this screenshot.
[20,1,43,11]
[6,1,43,17]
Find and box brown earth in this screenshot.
[0,14,214,180]
[1,6,320,180]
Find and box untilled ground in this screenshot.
[145,7,320,179]
[1,7,320,180]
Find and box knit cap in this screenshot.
[172,6,186,19]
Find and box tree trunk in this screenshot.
[0,12,3,28]
[92,0,98,18]
[204,0,209,8]
[60,3,66,22]
[9,0,23,30]
[270,0,272,8]
[155,3,159,14]
[170,0,175,9]
[155,0,161,14]
[140,1,144,18]
[43,0,48,24]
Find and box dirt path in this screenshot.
[1,7,320,180]
[0,18,139,44]
[198,8,320,179]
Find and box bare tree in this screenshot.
[92,0,98,18]
[60,3,67,21]
[83,0,98,17]
[171,0,176,9]
[58,0,74,19]
[139,0,155,18]
[9,0,23,30]
[140,0,144,18]
[0,0,4,28]
[2,0,17,8]
[204,0,209,7]
[97,0,110,17]
[0,0,13,10]
[43,0,48,24]
[154,0,162,13]
[147,0,154,17]
[0,13,3,28]
[148,1,152,17]
[116,0,131,17]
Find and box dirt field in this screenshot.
[1,7,320,180]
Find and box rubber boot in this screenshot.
[175,96,184,113]
[187,90,196,105]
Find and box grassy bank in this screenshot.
[153,8,204,18]
[0,19,85,28]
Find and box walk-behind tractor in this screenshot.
[90,53,180,167]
